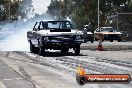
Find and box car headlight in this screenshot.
[45,37,49,41]
[43,36,49,41]
[75,35,83,40]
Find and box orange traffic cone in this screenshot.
[76,65,86,76]
[97,35,104,51]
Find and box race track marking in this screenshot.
[3,78,22,81]
[0,81,6,88]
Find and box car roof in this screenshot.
[100,27,113,28]
[40,20,70,22]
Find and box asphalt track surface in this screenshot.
[0,46,132,88]
[81,41,132,50]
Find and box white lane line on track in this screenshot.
[3,78,22,81]
[0,81,6,88]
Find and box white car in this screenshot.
[27,20,83,55]
[94,27,122,42]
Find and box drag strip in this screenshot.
[1,51,132,88]
[0,58,35,88]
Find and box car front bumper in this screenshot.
[104,34,121,40]
[42,40,83,49]
[83,34,94,41]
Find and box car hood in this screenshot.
[36,29,83,36]
[95,32,122,35]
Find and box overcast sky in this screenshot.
[32,0,51,15]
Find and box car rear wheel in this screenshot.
[30,42,35,53]
[74,45,80,55]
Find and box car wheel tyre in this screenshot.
[102,39,104,42]
[110,40,113,42]
[91,39,94,43]
[61,48,69,53]
[118,39,121,42]
[34,47,39,54]
[84,40,87,43]
[95,38,98,41]
[30,42,35,53]
[39,46,45,56]
[74,45,80,55]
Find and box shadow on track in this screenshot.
[37,51,86,57]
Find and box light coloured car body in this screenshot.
[94,27,122,42]
[27,20,83,55]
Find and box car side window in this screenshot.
[34,22,39,29]
[33,22,39,31]
[39,22,43,29]
[66,22,71,29]
[38,22,41,30]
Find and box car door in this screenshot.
[27,22,40,45]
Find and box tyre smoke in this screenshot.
[0,0,52,51]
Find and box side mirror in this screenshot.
[33,28,37,31]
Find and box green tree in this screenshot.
[19,0,33,18]
[0,0,9,21]
[47,0,132,30]
[47,0,67,20]
[0,0,22,21]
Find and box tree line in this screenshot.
[0,0,33,22]
[47,0,132,30]
[0,0,132,30]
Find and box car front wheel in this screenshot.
[118,38,121,42]
[110,39,113,42]
[91,39,94,43]
[61,48,69,53]
[39,46,45,56]
[74,45,80,55]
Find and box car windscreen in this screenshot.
[46,21,72,29]
[100,28,117,32]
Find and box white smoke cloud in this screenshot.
[1,28,30,51]
[0,0,52,51]
[32,0,51,15]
